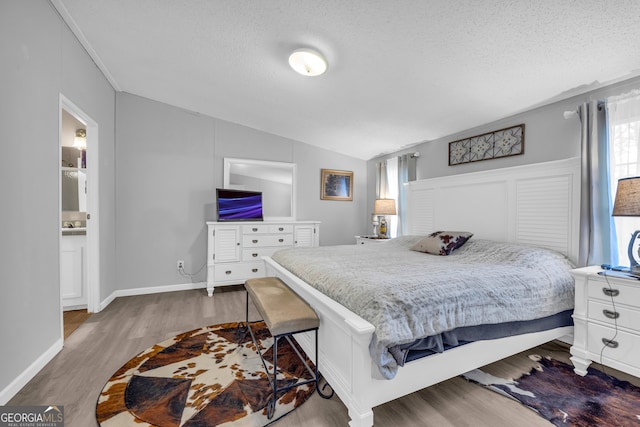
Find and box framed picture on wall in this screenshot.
[321,169,353,201]
[448,123,525,166]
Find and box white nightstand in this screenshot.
[569,266,640,379]
[355,235,390,245]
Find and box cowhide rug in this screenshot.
[96,321,315,426]
[464,355,640,426]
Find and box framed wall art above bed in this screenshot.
[449,123,525,165]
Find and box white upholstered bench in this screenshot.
[242,277,334,419]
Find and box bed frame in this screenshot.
[264,157,581,427]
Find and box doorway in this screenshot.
[59,94,100,340]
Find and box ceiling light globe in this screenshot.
[73,129,87,149]
[289,49,327,76]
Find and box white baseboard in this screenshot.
[98,291,117,312]
[99,281,206,312]
[0,338,63,405]
[2,282,206,404]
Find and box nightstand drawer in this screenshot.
[587,279,640,302]
[587,323,640,369]
[588,300,640,332]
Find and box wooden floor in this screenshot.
[63,309,91,340]
[10,288,638,427]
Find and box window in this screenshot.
[385,157,399,238]
[608,93,640,264]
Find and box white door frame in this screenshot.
[60,94,100,315]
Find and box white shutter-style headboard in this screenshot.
[405,157,581,264]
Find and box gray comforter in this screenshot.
[271,236,575,378]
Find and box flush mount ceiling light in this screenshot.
[73,128,86,149]
[288,48,328,76]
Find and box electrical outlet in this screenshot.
[177,260,184,270]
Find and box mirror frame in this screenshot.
[223,158,297,221]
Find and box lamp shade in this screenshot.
[612,177,640,216]
[374,199,397,215]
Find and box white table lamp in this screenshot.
[373,199,397,238]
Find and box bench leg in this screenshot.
[234,290,251,347]
[267,336,279,419]
[244,288,249,328]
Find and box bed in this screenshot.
[263,157,581,427]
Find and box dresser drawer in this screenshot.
[588,300,640,332]
[243,224,270,234]
[242,247,283,261]
[587,322,640,369]
[242,224,293,234]
[242,234,293,247]
[269,224,293,234]
[587,279,640,303]
[214,263,265,282]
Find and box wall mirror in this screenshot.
[224,158,296,220]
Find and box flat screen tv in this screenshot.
[216,188,264,222]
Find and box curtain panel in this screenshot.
[397,154,416,236]
[376,161,390,199]
[579,100,617,267]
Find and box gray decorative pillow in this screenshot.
[410,231,473,255]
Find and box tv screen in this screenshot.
[216,188,264,221]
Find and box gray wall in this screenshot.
[0,0,116,401]
[368,75,640,224]
[115,93,367,290]
[0,0,364,400]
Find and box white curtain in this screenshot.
[386,157,399,236]
[375,160,392,236]
[376,154,417,238]
[397,154,417,236]
[376,161,390,199]
[579,100,617,266]
[607,89,640,265]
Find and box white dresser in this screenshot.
[570,266,640,379]
[206,221,320,296]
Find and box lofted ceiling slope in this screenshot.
[52,0,640,160]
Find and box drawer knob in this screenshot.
[225,270,232,275]
[252,228,258,232]
[252,239,258,244]
[603,309,620,319]
[278,227,284,231]
[252,268,258,273]
[602,288,620,297]
[601,338,619,348]
[252,253,258,257]
[279,238,284,243]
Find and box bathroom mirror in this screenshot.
[223,158,296,220]
[61,169,87,212]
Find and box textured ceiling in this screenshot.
[52,0,640,159]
